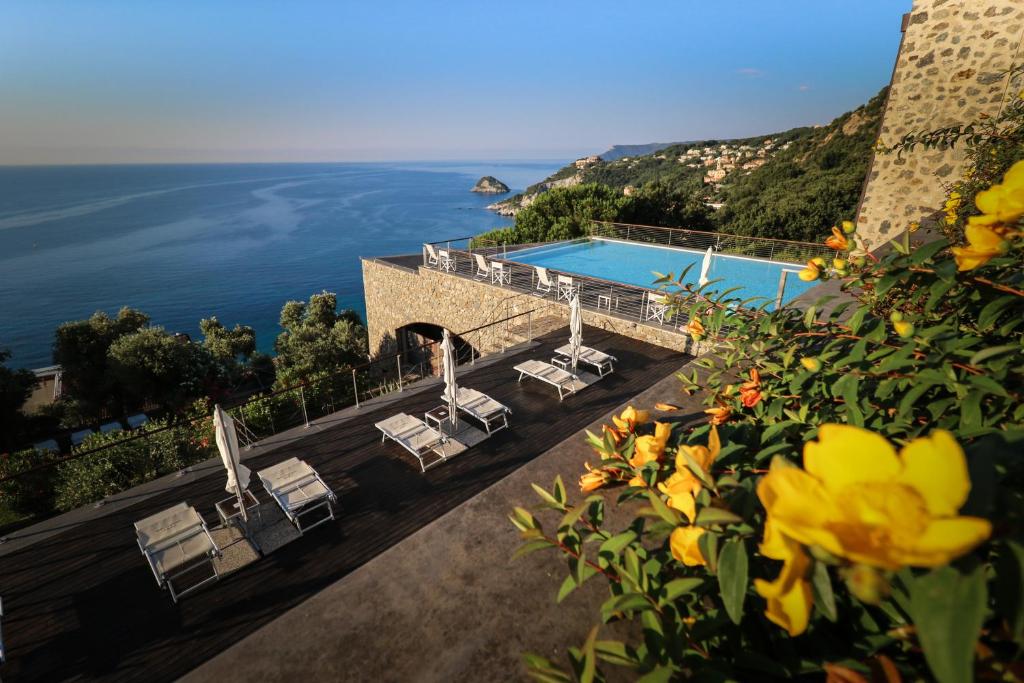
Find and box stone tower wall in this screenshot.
[856,0,1024,248]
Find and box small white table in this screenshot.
[551,355,572,371]
[425,405,454,435]
[597,294,618,311]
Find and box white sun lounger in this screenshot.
[134,502,221,603]
[375,413,448,472]
[474,254,490,280]
[425,243,439,267]
[454,387,512,435]
[555,344,617,377]
[534,266,553,297]
[514,359,578,401]
[257,457,336,535]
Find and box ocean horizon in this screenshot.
[0,160,564,368]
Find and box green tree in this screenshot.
[0,349,38,452]
[621,179,714,230]
[107,327,216,417]
[273,291,368,386]
[509,183,630,243]
[199,316,256,363]
[52,307,149,419]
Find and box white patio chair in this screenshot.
[534,266,553,297]
[425,243,439,267]
[257,457,337,534]
[134,502,221,603]
[645,293,669,324]
[557,275,578,301]
[438,249,455,272]
[474,254,490,280]
[491,261,511,286]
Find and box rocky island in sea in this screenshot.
[470,175,510,194]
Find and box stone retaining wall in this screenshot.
[857,0,1024,248]
[361,258,691,358]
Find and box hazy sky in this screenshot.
[0,1,909,164]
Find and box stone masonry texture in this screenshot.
[857,0,1024,249]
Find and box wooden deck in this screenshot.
[0,327,684,682]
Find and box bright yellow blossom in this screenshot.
[753,519,813,636]
[684,318,705,342]
[798,260,821,282]
[630,422,673,468]
[757,425,991,571]
[800,357,821,372]
[705,405,732,426]
[892,320,914,338]
[579,463,614,493]
[658,426,720,521]
[611,405,650,434]
[972,159,1024,224]
[824,226,850,251]
[951,223,1010,271]
[841,220,856,234]
[670,526,707,567]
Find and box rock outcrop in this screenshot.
[471,176,510,194]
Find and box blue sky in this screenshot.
[0,1,909,164]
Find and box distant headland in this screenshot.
[470,176,510,194]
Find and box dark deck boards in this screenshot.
[0,327,683,682]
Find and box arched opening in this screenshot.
[396,323,478,377]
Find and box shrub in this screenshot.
[512,159,1024,681]
[0,447,60,516]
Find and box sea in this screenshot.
[0,161,564,369]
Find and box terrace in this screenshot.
[0,324,687,681]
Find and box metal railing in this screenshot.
[422,243,691,332]
[588,221,832,264]
[0,307,557,532]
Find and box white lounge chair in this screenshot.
[534,266,553,297]
[71,428,94,446]
[257,457,337,534]
[454,387,512,435]
[425,243,439,267]
[127,413,149,428]
[555,344,617,377]
[557,275,578,301]
[134,502,221,603]
[100,421,122,434]
[438,249,455,272]
[514,359,578,401]
[474,254,490,280]
[375,413,449,472]
[33,439,59,452]
[645,293,669,324]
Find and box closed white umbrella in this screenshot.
[214,404,251,521]
[699,247,713,287]
[569,293,583,371]
[441,330,459,429]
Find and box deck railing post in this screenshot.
[396,355,403,392]
[775,270,789,310]
[352,368,360,409]
[626,225,631,241]
[528,310,533,342]
[299,385,310,428]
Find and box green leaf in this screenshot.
[969,344,1020,366]
[512,539,553,561]
[994,540,1024,642]
[599,531,637,558]
[637,666,675,683]
[811,561,837,622]
[646,490,682,526]
[580,626,599,683]
[908,564,987,683]
[910,237,949,264]
[554,475,566,505]
[557,574,577,603]
[695,507,743,528]
[717,539,748,625]
[662,577,704,603]
[532,483,563,509]
[594,640,640,668]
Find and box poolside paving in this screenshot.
[0,326,685,682]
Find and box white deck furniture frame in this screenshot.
[134,502,221,603]
[490,261,511,286]
[514,359,578,401]
[438,249,455,272]
[557,275,579,302]
[375,412,449,472]
[474,254,490,280]
[555,343,617,377]
[645,292,670,324]
[534,266,553,297]
[425,243,439,267]
[257,457,337,535]
[454,387,512,435]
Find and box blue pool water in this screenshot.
[506,238,815,307]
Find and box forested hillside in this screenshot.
[484,87,887,245]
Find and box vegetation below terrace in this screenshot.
[481,87,887,246]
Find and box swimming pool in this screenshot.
[505,238,815,307]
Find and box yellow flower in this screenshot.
[951,223,1010,271]
[753,519,813,636]
[757,425,991,570]
[579,463,613,492]
[705,405,732,426]
[824,226,850,251]
[974,159,1024,224]
[670,526,706,566]
[892,320,914,338]
[630,422,672,468]
[612,405,651,433]
[908,221,920,233]
[659,426,719,521]
[800,357,821,372]
[798,260,821,282]
[841,220,856,234]
[684,317,705,342]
